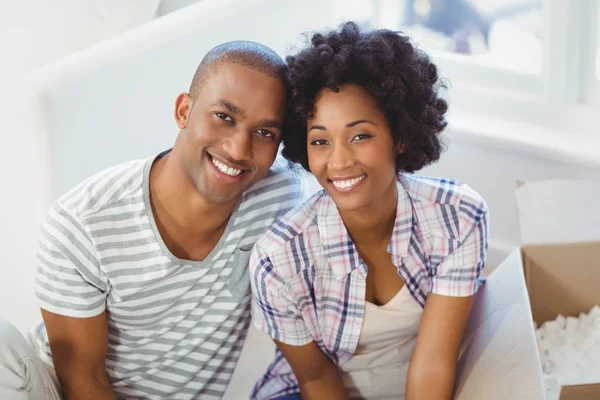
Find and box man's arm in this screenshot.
[41,310,116,400]
[405,293,474,400]
[275,340,348,400]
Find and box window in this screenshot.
[389,0,543,74]
[336,0,599,137]
[596,2,600,81]
[588,0,600,105]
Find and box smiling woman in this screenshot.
[248,22,489,400]
[306,84,399,213]
[282,24,447,176]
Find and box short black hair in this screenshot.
[189,41,287,99]
[282,22,448,173]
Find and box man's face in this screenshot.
[174,62,286,205]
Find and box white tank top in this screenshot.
[340,285,423,399]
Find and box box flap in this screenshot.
[523,242,600,324]
[516,180,600,245]
[454,249,544,400]
[560,383,600,400]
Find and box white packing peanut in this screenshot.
[537,305,600,400]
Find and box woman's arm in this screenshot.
[249,246,348,399]
[406,293,474,400]
[406,186,488,398]
[275,340,349,400]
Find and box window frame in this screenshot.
[364,0,598,137]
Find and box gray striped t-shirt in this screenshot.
[35,153,302,399]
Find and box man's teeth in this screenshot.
[211,157,242,176]
[332,175,366,189]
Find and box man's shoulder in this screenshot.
[239,157,303,210]
[53,158,149,221]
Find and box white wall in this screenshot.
[2,0,598,335]
[0,0,159,333]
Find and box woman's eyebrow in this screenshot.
[346,119,376,128]
[308,125,327,132]
[308,119,376,132]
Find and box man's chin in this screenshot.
[197,188,242,205]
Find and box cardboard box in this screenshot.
[517,180,600,400]
[453,179,600,400]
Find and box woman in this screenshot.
[249,22,489,400]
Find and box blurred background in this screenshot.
[1,0,599,334]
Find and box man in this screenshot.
[0,41,302,399]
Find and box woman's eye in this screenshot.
[216,112,233,122]
[310,139,329,146]
[352,133,372,142]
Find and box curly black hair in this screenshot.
[282,21,448,173]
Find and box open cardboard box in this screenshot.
[517,180,600,400]
[452,179,600,400]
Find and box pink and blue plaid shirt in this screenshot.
[249,174,489,399]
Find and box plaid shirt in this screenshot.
[249,174,489,399]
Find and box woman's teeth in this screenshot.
[211,157,242,176]
[332,174,366,189]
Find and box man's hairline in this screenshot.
[190,58,286,101]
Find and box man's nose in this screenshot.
[224,129,253,162]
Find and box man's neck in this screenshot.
[148,153,239,261]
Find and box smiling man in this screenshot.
[0,41,302,400]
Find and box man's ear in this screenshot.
[174,93,192,129]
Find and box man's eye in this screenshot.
[216,112,233,122]
[256,129,275,139]
[310,139,329,146]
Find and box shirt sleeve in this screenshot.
[249,245,313,346]
[430,189,489,297]
[35,203,107,318]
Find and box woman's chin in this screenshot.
[327,193,368,213]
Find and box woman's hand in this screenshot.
[275,340,349,400]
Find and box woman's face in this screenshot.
[307,84,399,213]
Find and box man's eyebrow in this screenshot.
[258,119,283,131]
[346,119,376,128]
[210,99,245,117]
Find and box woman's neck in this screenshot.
[339,181,398,248]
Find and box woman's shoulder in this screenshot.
[399,174,484,207]
[399,173,488,242]
[253,189,328,274]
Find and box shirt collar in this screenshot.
[317,180,413,279]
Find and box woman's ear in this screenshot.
[396,142,406,154]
